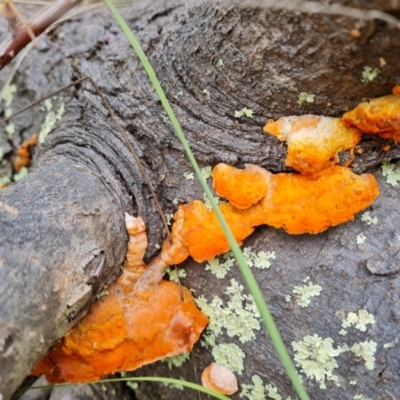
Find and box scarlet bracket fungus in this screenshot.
[264,115,361,175]
[342,88,400,142]
[32,215,208,383]
[201,363,238,395]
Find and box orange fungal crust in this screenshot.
[261,166,379,234]
[213,163,270,209]
[342,94,400,141]
[264,115,361,175]
[13,133,39,172]
[32,216,208,383]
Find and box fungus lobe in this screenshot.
[264,115,361,175]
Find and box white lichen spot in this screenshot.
[162,352,190,369]
[175,91,183,99]
[126,382,138,390]
[240,374,265,399]
[234,107,254,119]
[165,213,173,226]
[297,92,315,105]
[242,247,276,270]
[381,161,400,186]
[196,279,260,346]
[292,281,322,308]
[212,343,245,374]
[350,380,357,385]
[39,101,65,144]
[5,123,14,137]
[383,342,395,349]
[341,309,375,332]
[164,267,186,283]
[361,211,378,226]
[205,252,235,279]
[183,171,194,180]
[96,290,109,299]
[350,340,377,370]
[13,167,28,181]
[2,84,17,107]
[217,59,225,68]
[292,334,346,389]
[356,233,367,244]
[172,198,179,205]
[361,66,380,83]
[0,176,10,188]
[201,166,213,180]
[285,295,291,302]
[203,88,211,101]
[265,383,286,400]
[203,192,222,210]
[354,394,371,400]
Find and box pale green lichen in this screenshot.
[163,381,184,390]
[0,176,10,187]
[361,66,380,83]
[285,295,291,302]
[203,192,222,210]
[212,343,246,374]
[96,290,109,299]
[242,247,276,270]
[217,59,225,68]
[292,280,322,308]
[381,161,400,186]
[265,383,291,400]
[297,92,315,105]
[356,233,367,244]
[38,101,65,144]
[162,352,190,369]
[240,374,265,399]
[354,394,371,400]
[205,252,235,279]
[196,279,260,346]
[172,198,179,205]
[350,380,357,385]
[13,167,28,181]
[292,334,346,389]
[350,341,377,370]
[2,84,17,107]
[164,267,186,283]
[341,309,375,332]
[383,342,395,349]
[5,123,15,137]
[183,171,194,180]
[126,382,138,390]
[165,213,173,226]
[234,107,254,118]
[339,329,347,336]
[175,91,183,99]
[361,212,378,226]
[201,166,213,180]
[203,88,211,101]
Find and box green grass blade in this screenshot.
[104,1,310,399]
[21,377,230,400]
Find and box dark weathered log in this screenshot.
[1,1,400,399]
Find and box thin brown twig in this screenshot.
[5,0,39,46]
[0,76,171,238]
[0,0,82,71]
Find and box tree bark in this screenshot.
[1,1,400,399]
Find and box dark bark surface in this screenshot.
[0,1,400,399]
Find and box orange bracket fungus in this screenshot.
[32,214,208,383]
[342,86,400,142]
[201,363,238,395]
[263,115,362,175]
